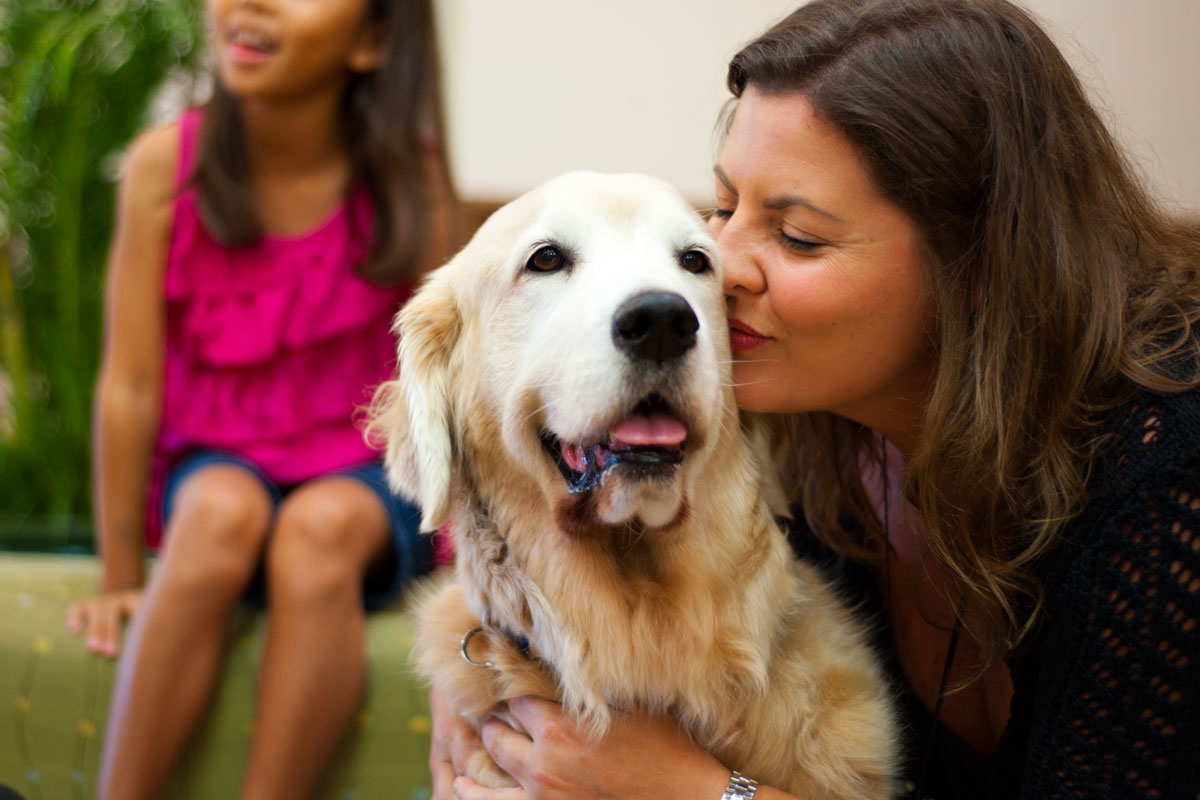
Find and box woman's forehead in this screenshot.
[718,89,891,216]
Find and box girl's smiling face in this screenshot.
[207,0,382,100]
[712,88,937,449]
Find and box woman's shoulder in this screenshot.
[1099,384,1200,477]
[1022,386,1198,614]
[1045,385,1200,582]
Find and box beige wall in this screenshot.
[435,1,1200,213]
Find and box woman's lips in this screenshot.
[728,318,771,352]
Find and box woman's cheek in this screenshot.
[769,271,840,332]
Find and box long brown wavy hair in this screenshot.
[191,0,453,284]
[726,0,1200,664]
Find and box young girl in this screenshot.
[65,0,456,797]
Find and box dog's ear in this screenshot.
[368,275,460,532]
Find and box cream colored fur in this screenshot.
[371,172,898,799]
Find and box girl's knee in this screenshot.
[160,468,273,594]
[267,483,387,604]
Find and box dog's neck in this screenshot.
[450,427,797,726]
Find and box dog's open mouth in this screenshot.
[540,395,687,495]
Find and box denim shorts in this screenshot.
[161,450,433,610]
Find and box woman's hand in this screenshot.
[66,589,143,658]
[452,695,730,800]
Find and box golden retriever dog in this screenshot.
[370,172,898,799]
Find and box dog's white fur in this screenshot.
[371,172,898,799]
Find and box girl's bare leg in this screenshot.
[98,466,273,800]
[239,476,390,800]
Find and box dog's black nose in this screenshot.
[612,291,699,364]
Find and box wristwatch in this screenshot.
[720,771,759,800]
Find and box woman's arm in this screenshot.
[66,123,177,657]
[451,696,805,800]
[1014,439,1200,797]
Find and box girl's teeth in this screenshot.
[232,30,273,50]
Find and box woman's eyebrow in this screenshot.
[763,194,843,222]
[713,165,843,222]
[713,165,738,197]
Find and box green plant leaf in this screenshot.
[1,0,204,538]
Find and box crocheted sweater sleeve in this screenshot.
[1010,392,1200,798]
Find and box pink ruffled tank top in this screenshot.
[146,109,412,545]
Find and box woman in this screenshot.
[437,0,1200,797]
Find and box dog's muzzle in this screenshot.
[538,291,698,495]
[540,395,688,495]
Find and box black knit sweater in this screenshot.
[786,387,1200,799]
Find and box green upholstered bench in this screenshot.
[0,552,436,799]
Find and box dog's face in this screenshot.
[373,172,733,536]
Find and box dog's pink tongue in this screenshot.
[610,413,687,448]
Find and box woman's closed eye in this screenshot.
[780,230,823,252]
[710,208,823,252]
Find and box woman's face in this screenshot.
[711,88,936,446]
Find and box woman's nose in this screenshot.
[714,214,765,296]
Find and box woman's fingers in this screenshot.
[452,776,529,800]
[503,696,555,730]
[431,685,486,778]
[480,715,536,784]
[431,758,459,800]
[447,714,484,774]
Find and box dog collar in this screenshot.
[459,611,538,669]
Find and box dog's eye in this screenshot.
[527,246,568,273]
[679,250,711,274]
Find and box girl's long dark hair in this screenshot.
[191,0,453,284]
[728,0,1200,665]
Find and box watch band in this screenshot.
[720,771,759,800]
